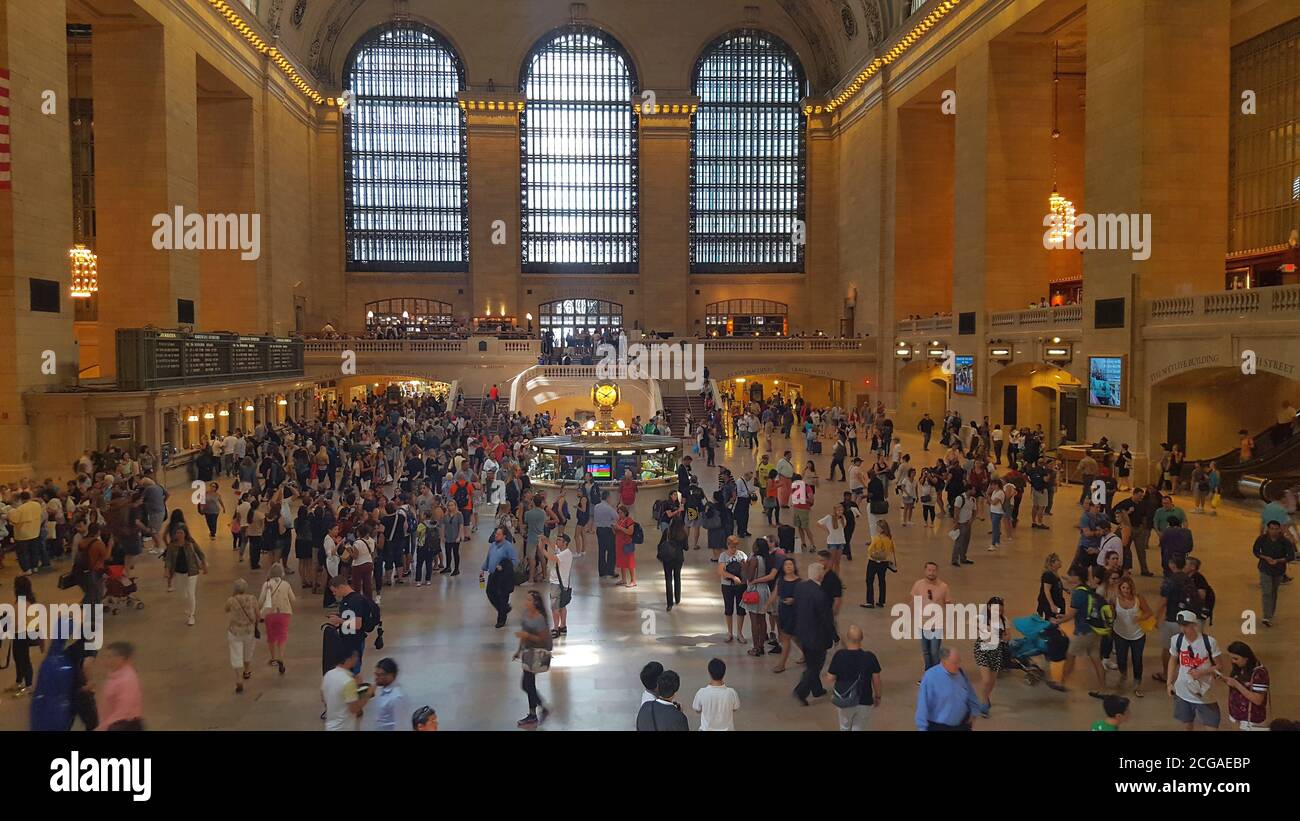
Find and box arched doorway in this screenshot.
[896,360,949,433]
[990,362,1082,447]
[537,298,624,347]
[705,299,789,337]
[364,298,454,337]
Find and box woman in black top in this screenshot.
[773,556,800,673]
[1037,553,1066,619]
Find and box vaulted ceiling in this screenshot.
[255,0,916,93]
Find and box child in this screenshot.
[1091,694,1130,731]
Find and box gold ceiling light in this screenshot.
[69,244,98,298]
[1046,42,1075,248]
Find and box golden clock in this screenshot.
[592,382,620,408]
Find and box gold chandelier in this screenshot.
[69,243,98,298]
[1047,185,1076,247]
[1046,42,1075,249]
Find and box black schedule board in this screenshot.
[116,329,303,390]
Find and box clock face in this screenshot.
[595,384,618,406]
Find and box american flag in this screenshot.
[0,68,9,189]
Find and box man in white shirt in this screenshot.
[691,658,740,731]
[1166,611,1222,730]
[222,432,240,475]
[541,533,575,636]
[322,648,369,731]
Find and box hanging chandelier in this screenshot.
[1048,185,1076,247]
[69,243,98,298]
[1046,42,1075,249]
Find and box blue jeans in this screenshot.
[921,630,942,670]
[991,512,1003,546]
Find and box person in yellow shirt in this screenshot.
[6,492,45,574]
[862,521,896,609]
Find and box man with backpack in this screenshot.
[326,575,381,676]
[1062,564,1110,698]
[1154,552,1201,686]
[824,623,882,731]
[1166,610,1223,730]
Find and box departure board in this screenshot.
[116,329,303,390]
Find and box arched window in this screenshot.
[705,299,789,337]
[691,30,806,273]
[520,26,638,274]
[537,298,624,347]
[343,23,468,271]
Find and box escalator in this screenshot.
[1204,424,1300,498]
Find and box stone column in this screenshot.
[951,40,1055,420]
[636,96,695,333]
[1082,0,1230,472]
[460,91,523,320]
[0,0,75,480]
[94,22,199,374]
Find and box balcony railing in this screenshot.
[303,338,540,356]
[988,305,1083,329]
[1148,284,1300,324]
[895,316,953,335]
[701,337,867,353]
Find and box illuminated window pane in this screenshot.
[691,30,806,273]
[521,26,639,273]
[344,23,468,271]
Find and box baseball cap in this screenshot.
[1175,610,1200,625]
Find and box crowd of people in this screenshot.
[3,378,1297,732]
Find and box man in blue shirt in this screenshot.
[369,658,410,731]
[915,647,988,730]
[482,527,519,627]
[1074,501,1105,566]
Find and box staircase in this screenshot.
[660,392,706,432]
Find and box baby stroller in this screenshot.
[103,564,144,615]
[1002,615,1066,688]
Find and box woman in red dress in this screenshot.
[614,504,638,588]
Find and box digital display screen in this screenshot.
[1088,356,1123,408]
[586,462,611,479]
[953,355,975,395]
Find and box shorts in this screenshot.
[1173,696,1221,727]
[549,582,564,610]
[146,512,165,533]
[1067,630,1101,657]
[721,584,746,616]
[792,508,811,529]
[1032,490,1047,507]
[461,509,472,526]
[227,631,255,667]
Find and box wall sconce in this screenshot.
[186,414,199,423]
[1045,343,1073,363]
[244,404,255,412]
[989,346,1013,364]
[203,412,215,420]
[218,409,230,417]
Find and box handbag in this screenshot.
[948,528,961,541]
[521,647,552,674]
[869,499,890,516]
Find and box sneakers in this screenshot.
[517,714,539,727]
[186,615,196,626]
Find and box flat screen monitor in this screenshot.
[953,355,975,395]
[586,461,611,480]
[1088,356,1124,408]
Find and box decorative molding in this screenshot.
[457,89,526,113]
[204,0,326,105]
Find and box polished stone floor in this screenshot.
[2,430,1294,731]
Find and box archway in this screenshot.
[537,298,624,347]
[990,362,1082,447]
[364,298,454,336]
[1149,367,1299,462]
[704,299,790,337]
[896,360,948,433]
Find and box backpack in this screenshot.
[1174,632,1217,697]
[724,558,745,581]
[777,524,796,551]
[632,522,644,544]
[453,481,470,509]
[1077,585,1114,636]
[651,499,667,523]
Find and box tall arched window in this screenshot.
[691,30,806,273]
[520,26,638,274]
[343,23,468,271]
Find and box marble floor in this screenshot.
[2,430,1294,731]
